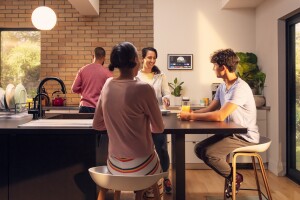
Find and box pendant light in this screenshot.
[31,0,57,30]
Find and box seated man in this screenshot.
[178,48,259,198]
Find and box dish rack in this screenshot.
[0,102,28,114]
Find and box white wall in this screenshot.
[256,0,300,175]
[154,0,300,176]
[154,0,256,105]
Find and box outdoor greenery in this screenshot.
[1,31,41,97]
[168,77,184,97]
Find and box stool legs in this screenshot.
[114,191,121,200]
[97,188,108,200]
[251,156,262,200]
[256,153,272,200]
[228,152,272,200]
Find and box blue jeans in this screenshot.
[152,134,170,172]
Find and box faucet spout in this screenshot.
[37,77,66,94]
[30,77,66,119]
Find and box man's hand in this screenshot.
[177,111,191,121]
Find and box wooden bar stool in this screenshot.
[89,166,168,200]
[224,136,272,200]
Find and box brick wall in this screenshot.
[0,0,154,105]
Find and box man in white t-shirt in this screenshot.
[178,49,259,198]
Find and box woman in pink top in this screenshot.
[93,42,164,177]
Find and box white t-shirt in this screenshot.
[215,78,259,143]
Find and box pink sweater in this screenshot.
[71,63,112,108]
[93,78,164,158]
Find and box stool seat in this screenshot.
[89,166,168,192]
[233,136,271,153]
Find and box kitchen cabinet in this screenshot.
[7,130,103,200]
[0,134,9,200]
[167,108,269,169]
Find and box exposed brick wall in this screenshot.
[0,0,154,105]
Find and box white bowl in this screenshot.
[0,87,5,109]
[5,84,15,109]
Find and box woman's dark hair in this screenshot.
[109,42,137,71]
[210,49,239,72]
[142,47,161,74]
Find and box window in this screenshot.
[0,29,41,98]
[287,12,300,184]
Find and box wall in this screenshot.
[0,0,154,105]
[154,0,256,104]
[256,0,300,175]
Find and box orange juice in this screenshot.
[181,105,190,112]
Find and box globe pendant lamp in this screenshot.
[31,0,57,30]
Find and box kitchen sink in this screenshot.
[46,113,94,119]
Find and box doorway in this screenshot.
[286,12,300,184]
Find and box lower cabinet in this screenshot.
[0,134,9,200]
[8,131,101,200]
[167,109,269,169]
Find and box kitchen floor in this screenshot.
[102,169,300,200]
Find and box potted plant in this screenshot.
[168,77,184,106]
[236,52,266,107]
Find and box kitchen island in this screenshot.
[0,113,247,200]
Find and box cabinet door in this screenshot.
[0,135,8,200]
[9,133,97,200]
[185,141,203,163]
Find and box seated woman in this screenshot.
[93,42,165,197]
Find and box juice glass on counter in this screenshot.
[181,97,190,112]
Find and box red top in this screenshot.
[71,63,112,108]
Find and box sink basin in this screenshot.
[18,119,93,129]
[46,113,94,119]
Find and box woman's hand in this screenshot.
[177,111,191,121]
[163,98,170,108]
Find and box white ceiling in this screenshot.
[221,0,265,9]
[68,0,99,16]
[67,0,266,15]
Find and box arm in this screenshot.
[193,99,220,113]
[161,74,171,107]
[145,85,164,133]
[71,71,82,94]
[92,97,106,131]
[179,102,238,122]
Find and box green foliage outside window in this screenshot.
[0,31,41,98]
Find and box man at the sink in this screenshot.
[71,47,112,113]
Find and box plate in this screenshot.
[5,84,15,109]
[0,87,5,109]
[14,83,27,111]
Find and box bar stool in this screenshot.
[89,166,168,200]
[224,136,272,200]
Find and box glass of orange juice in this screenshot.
[181,97,190,112]
[181,105,191,112]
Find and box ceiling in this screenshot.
[67,0,266,16]
[221,0,266,9]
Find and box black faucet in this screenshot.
[28,93,50,119]
[28,77,66,119]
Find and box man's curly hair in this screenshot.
[210,49,239,72]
